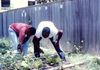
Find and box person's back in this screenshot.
[9,23,32,35]
[35,21,58,38]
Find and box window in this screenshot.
[28,1,35,6]
[1,0,10,7]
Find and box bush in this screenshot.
[0,38,11,55]
[0,38,10,49]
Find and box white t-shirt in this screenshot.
[35,21,58,39]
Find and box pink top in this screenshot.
[9,23,32,45]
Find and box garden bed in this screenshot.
[0,38,100,70]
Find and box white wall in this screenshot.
[10,0,28,9]
[0,0,28,12]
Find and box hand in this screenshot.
[59,52,66,60]
[17,44,23,53]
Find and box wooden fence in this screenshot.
[0,0,100,55]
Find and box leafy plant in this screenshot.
[32,58,43,69]
[0,38,10,49]
[86,58,100,70]
[45,54,61,66]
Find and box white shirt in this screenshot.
[35,21,58,39]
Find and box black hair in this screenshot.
[29,27,36,35]
[42,27,50,38]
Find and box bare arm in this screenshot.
[32,36,42,57]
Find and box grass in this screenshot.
[66,53,100,70]
[68,53,93,63]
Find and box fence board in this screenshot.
[0,0,100,54]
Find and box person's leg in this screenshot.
[8,27,18,53]
[22,41,29,55]
[54,42,65,60]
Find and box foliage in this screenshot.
[0,38,100,70]
[0,38,10,49]
[87,58,100,70]
[32,58,43,69]
[0,38,11,55]
[45,54,61,66]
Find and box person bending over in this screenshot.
[8,23,36,55]
[33,21,66,60]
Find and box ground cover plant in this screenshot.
[0,38,100,70]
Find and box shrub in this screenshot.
[0,38,10,49]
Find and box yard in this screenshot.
[0,38,100,70]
